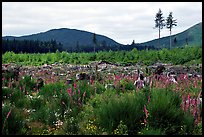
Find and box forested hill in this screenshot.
[3,28,123,51]
[138,22,202,49]
[2,22,202,52]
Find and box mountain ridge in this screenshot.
[2,22,202,51]
[139,22,202,49]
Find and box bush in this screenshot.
[146,88,194,135]
[92,91,147,135]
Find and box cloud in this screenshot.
[2,2,202,45]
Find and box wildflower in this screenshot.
[144,105,149,118]
[194,77,198,88]
[2,108,12,130]
[148,95,151,103]
[78,89,80,96]
[181,94,186,111]
[6,109,12,119]
[196,91,201,105]
[67,88,72,97]
[74,82,77,89]
[188,93,191,107]
[83,91,86,98]
[149,77,153,90]
[90,78,94,85]
[73,90,76,96]
[144,118,147,126]
[19,86,23,91]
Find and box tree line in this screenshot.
[2,39,63,54]
[2,38,159,54]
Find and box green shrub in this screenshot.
[146,88,194,135]
[92,91,147,135]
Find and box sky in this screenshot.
[2,2,202,45]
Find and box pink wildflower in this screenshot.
[6,109,12,119]
[73,90,76,96]
[67,88,72,97]
[149,77,153,90]
[144,105,149,118]
[194,77,198,88]
[148,95,151,103]
[90,78,94,85]
[196,91,201,105]
[19,86,23,91]
[78,89,80,95]
[144,118,147,126]
[74,82,77,89]
[192,103,197,117]
[83,91,86,98]
[188,93,191,107]
[181,95,184,110]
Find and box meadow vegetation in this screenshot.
[2,46,202,135]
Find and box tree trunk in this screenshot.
[158,26,160,47]
[170,30,172,49]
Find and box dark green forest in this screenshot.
[2,39,154,53]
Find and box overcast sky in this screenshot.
[2,2,202,45]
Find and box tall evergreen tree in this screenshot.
[166,12,177,49]
[154,8,165,47]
